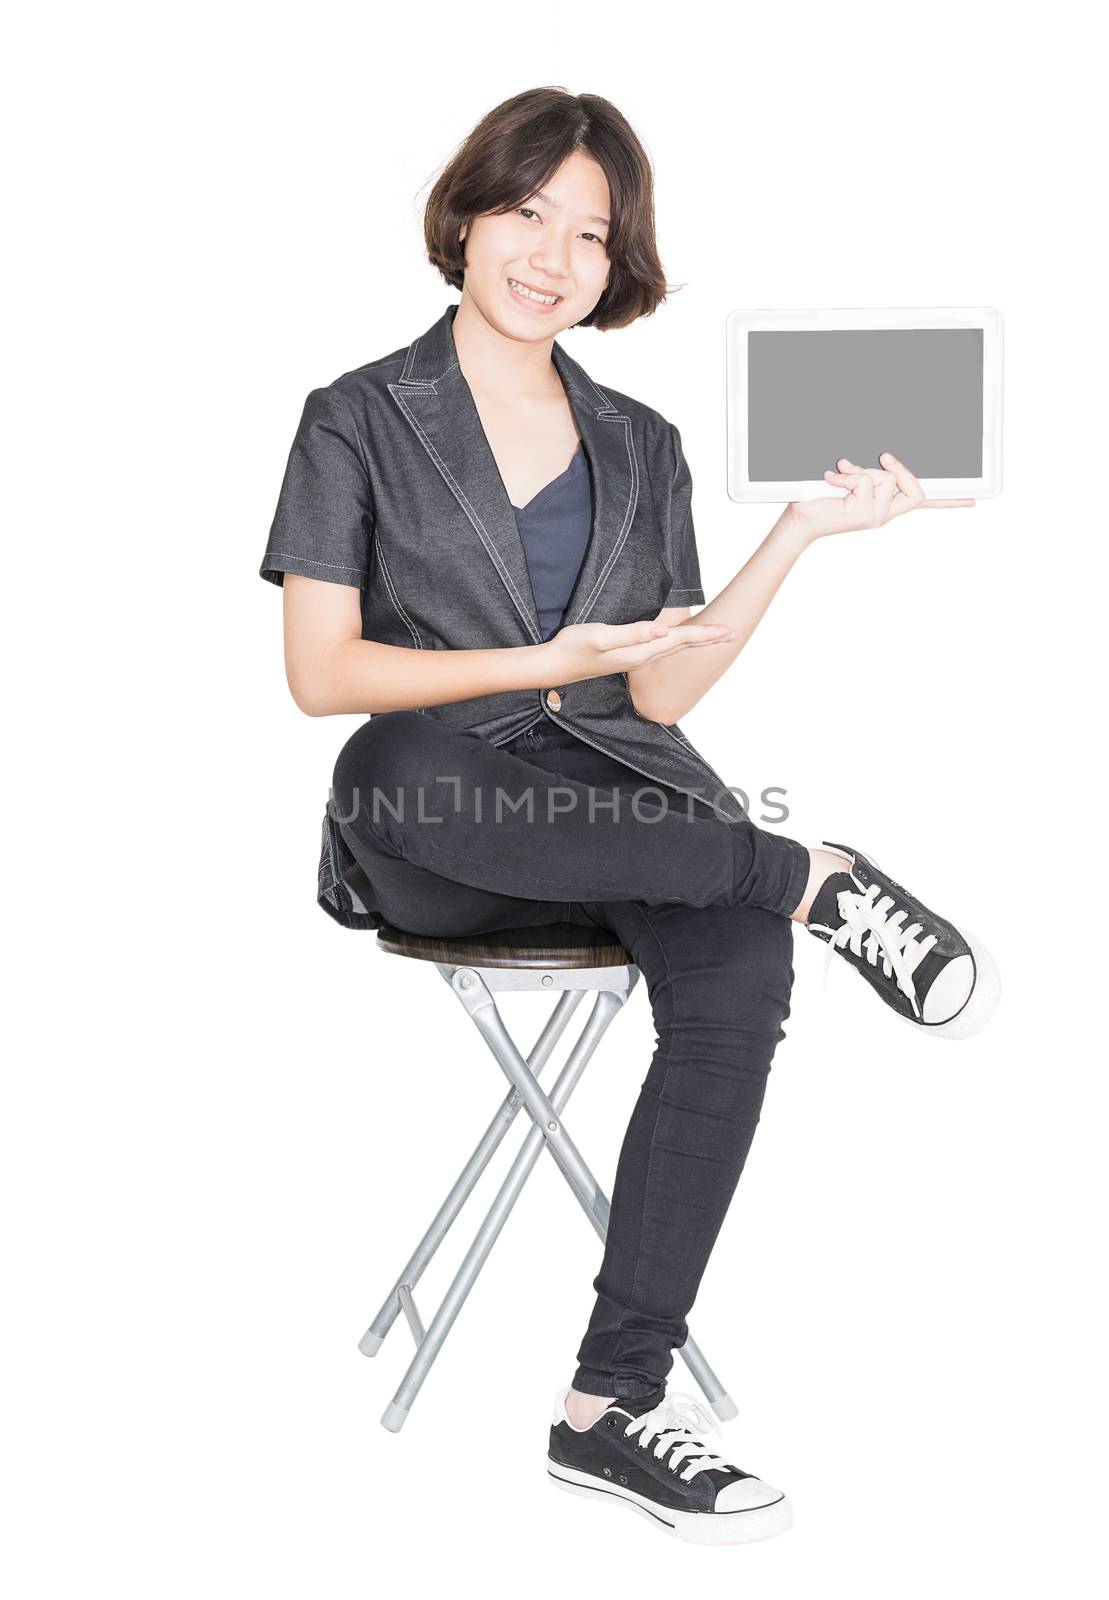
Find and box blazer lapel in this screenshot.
[553,338,639,631]
[388,303,639,644]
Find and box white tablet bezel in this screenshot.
[725,305,1003,503]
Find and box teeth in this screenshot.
[509,278,560,305]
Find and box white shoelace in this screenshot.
[622,1391,736,1481]
[813,875,937,1020]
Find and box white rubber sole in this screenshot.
[547,1458,794,1546]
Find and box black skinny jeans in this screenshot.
[332,711,812,1401]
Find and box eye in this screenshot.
[517,207,606,246]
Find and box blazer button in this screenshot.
[545,690,562,712]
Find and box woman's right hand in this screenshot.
[541,618,738,685]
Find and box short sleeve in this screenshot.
[662,422,705,606]
[259,385,375,588]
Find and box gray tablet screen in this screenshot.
[747,329,984,480]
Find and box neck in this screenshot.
[450,291,563,404]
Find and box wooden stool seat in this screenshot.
[375,920,631,970]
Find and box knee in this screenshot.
[732,908,796,999]
[678,908,796,1050]
[332,710,433,818]
[729,909,796,1030]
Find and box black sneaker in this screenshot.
[803,841,1001,1038]
[547,1386,793,1545]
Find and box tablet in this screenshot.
[725,306,1003,503]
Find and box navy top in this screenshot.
[511,441,592,642]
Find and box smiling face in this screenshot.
[458,149,612,340]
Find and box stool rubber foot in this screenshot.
[358,1330,384,1357]
[381,1401,409,1433]
[710,1392,738,1422]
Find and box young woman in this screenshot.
[260,87,1001,1546]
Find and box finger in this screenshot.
[842,470,873,502]
[827,468,877,494]
[599,620,675,655]
[836,457,877,482]
[877,451,924,502]
[627,625,736,664]
[623,621,737,647]
[837,456,896,486]
[919,498,977,508]
[622,635,695,668]
[640,620,736,652]
[672,623,738,642]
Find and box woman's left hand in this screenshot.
[785,452,976,543]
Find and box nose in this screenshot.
[532,235,572,278]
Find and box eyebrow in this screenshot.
[532,189,610,228]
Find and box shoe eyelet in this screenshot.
[619,1475,628,1485]
[602,1466,612,1477]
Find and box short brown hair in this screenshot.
[421,88,681,332]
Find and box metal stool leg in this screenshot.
[378,977,630,1431]
[357,989,585,1356]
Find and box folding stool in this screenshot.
[355,918,740,1433]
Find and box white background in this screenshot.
[6,2,1106,1593]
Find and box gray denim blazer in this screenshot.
[260,301,744,929]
